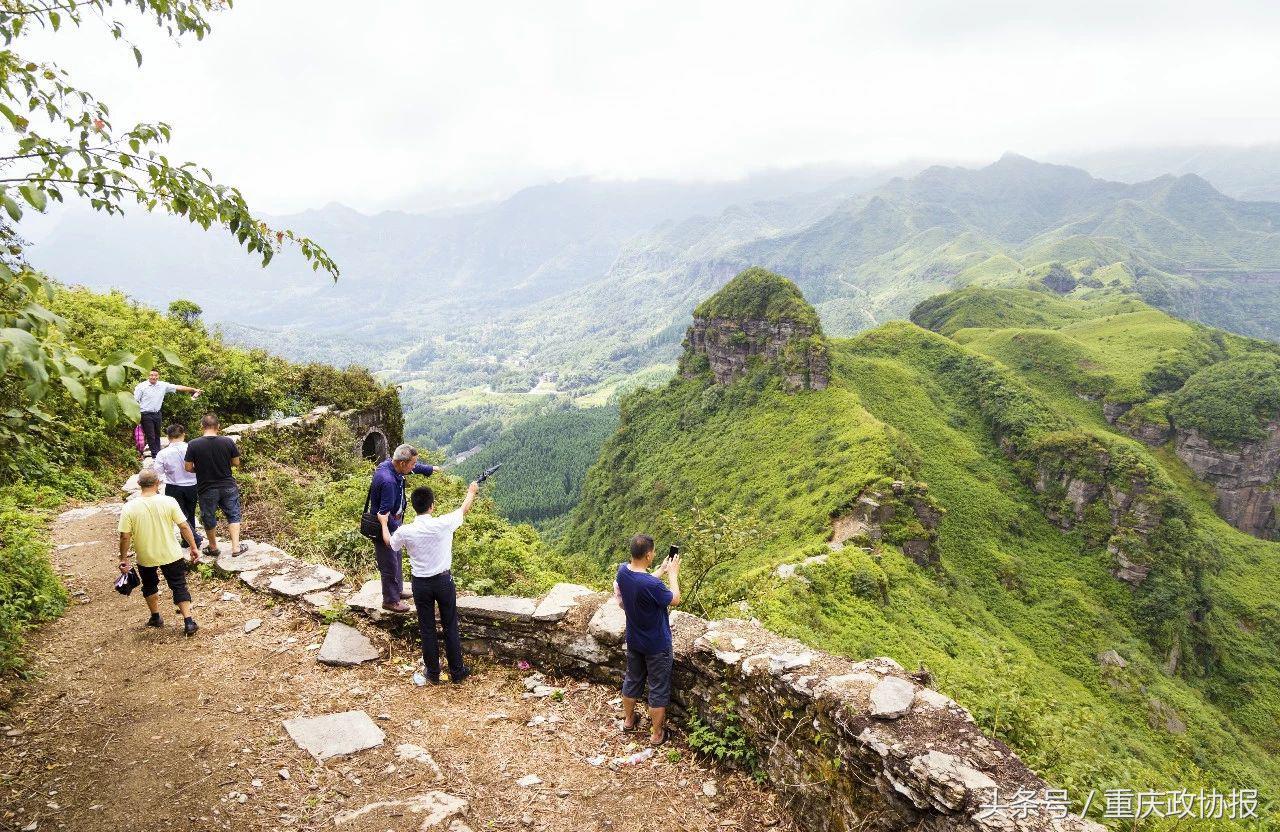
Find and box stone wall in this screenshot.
[223,404,401,464]
[194,520,1099,832]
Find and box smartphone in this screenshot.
[668,544,680,558]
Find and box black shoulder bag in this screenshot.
[359,485,382,541]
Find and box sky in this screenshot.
[21,0,1280,214]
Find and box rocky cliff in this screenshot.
[681,267,830,392]
[1173,421,1280,540]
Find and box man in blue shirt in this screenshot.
[370,443,437,612]
[615,533,682,746]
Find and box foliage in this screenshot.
[659,501,760,617]
[167,299,201,326]
[563,285,1280,815]
[456,403,617,525]
[0,265,184,466]
[693,267,821,329]
[0,282,400,672]
[0,0,336,277]
[1169,354,1280,444]
[685,687,759,772]
[0,481,73,673]
[0,0,338,456]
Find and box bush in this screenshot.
[0,484,71,673]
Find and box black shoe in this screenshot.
[184,617,198,637]
[450,667,472,685]
[146,613,163,628]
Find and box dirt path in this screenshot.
[0,503,792,832]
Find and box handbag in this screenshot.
[133,424,146,454]
[359,486,382,541]
[114,567,141,595]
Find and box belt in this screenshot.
[414,569,452,580]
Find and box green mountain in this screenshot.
[563,271,1280,824]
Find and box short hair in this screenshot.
[411,487,434,514]
[166,423,186,439]
[147,369,159,376]
[629,534,655,561]
[200,413,220,429]
[138,469,159,488]
[392,443,417,463]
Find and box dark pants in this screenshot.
[411,572,464,680]
[373,535,404,604]
[139,559,191,604]
[622,647,674,708]
[140,411,163,459]
[165,483,203,546]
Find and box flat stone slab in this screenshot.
[347,579,384,612]
[456,594,537,621]
[216,542,287,573]
[532,583,594,621]
[317,622,381,667]
[332,791,467,828]
[587,597,626,644]
[283,710,385,761]
[266,564,344,597]
[870,676,916,719]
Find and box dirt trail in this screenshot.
[1,503,792,832]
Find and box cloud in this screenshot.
[21,0,1280,212]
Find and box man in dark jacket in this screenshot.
[369,443,437,612]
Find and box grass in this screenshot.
[563,288,1280,827]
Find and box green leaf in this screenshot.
[116,391,141,422]
[48,10,60,30]
[1,192,23,222]
[19,184,47,211]
[1,327,38,356]
[59,374,87,404]
[105,364,125,387]
[133,46,143,67]
[98,391,121,423]
[134,351,155,372]
[158,347,185,368]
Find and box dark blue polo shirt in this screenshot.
[369,459,435,532]
[616,564,674,655]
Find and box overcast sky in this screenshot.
[23,0,1280,213]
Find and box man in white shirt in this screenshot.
[133,369,202,460]
[390,481,479,684]
[154,423,204,550]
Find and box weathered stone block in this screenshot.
[282,711,384,761]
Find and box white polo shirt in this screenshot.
[389,508,465,578]
[154,441,198,487]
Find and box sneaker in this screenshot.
[146,613,163,628]
[184,617,199,637]
[450,667,472,685]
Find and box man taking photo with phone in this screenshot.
[614,534,681,746]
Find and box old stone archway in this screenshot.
[361,429,389,463]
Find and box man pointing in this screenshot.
[133,369,202,460]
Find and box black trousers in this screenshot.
[140,411,163,459]
[165,483,202,544]
[411,572,464,680]
[139,559,191,604]
[373,535,404,604]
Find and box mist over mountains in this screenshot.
[29,146,1280,451]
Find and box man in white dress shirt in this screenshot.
[133,369,202,460]
[389,481,479,685]
[153,423,203,550]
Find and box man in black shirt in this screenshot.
[184,413,246,556]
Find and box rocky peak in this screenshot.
[681,267,829,392]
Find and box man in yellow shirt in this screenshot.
[118,469,202,636]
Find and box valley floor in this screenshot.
[0,504,789,832]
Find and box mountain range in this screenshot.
[27,149,1280,453]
